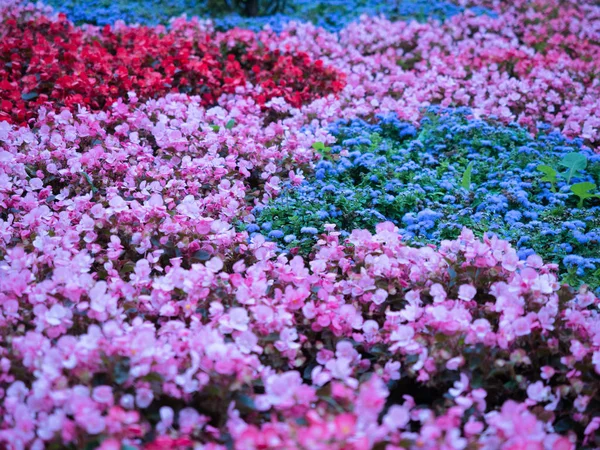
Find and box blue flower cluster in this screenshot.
[45,0,494,30]
[251,108,600,292]
[45,0,207,26]
[213,0,483,32]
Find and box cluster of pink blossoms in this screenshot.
[1,0,600,449]
[279,0,600,145]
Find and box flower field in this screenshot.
[0,0,599,449]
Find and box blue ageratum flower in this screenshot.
[268,230,285,239]
[46,0,494,31]
[246,224,260,233]
[251,108,600,291]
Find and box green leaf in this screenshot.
[537,164,558,191]
[80,171,98,193]
[311,141,333,159]
[559,152,587,183]
[113,357,131,385]
[225,119,236,130]
[210,124,220,132]
[21,91,38,101]
[461,161,474,190]
[142,372,164,383]
[191,250,211,261]
[84,440,101,450]
[570,182,598,208]
[235,393,257,411]
[312,141,326,151]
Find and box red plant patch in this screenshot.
[0,9,345,125]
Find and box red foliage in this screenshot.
[144,436,194,450]
[0,9,345,125]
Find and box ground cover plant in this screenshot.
[0,6,345,125]
[0,0,600,449]
[251,108,600,292]
[44,0,485,31]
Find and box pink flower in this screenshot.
[228,307,250,332]
[512,317,532,337]
[135,387,154,408]
[570,340,587,361]
[108,196,128,213]
[206,257,223,273]
[383,405,410,429]
[527,381,550,403]
[156,406,174,434]
[550,437,575,450]
[178,408,207,434]
[234,330,259,354]
[458,284,477,301]
[446,356,464,370]
[92,386,114,406]
[390,325,415,348]
[333,413,356,438]
[430,283,446,303]
[372,288,388,305]
[540,366,555,380]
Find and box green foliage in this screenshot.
[312,141,333,159]
[559,152,587,184]
[250,111,600,292]
[461,161,474,190]
[570,182,600,208]
[536,164,558,192]
[80,171,98,194]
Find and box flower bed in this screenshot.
[251,109,600,292]
[0,1,600,449]
[0,5,344,125]
[45,0,481,30]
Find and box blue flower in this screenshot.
[268,230,285,239]
[251,108,599,290]
[246,224,260,233]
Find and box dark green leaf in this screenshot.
[461,161,474,190]
[192,250,211,261]
[113,357,130,385]
[80,171,98,193]
[21,91,38,101]
[235,393,256,411]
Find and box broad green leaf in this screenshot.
[225,119,236,130]
[559,152,587,183]
[570,182,598,208]
[461,161,474,190]
[537,164,558,191]
[537,164,557,182]
[312,142,326,151]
